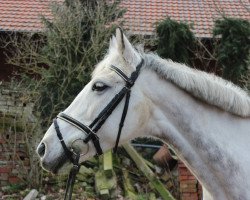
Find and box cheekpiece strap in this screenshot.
[130,59,144,83]
[54,118,75,163]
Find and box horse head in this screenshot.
[36,28,151,173]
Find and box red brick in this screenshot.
[189,193,198,198]
[178,161,187,168]
[0,167,11,173]
[8,177,20,184]
[181,179,198,185]
[179,169,192,176]
[179,175,188,180]
[181,188,198,193]
[183,193,198,199]
[187,175,197,180]
[180,185,197,190]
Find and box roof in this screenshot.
[121,0,250,38]
[0,0,62,32]
[0,0,249,38]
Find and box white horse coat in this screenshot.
[37,29,250,200]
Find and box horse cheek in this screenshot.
[134,99,151,130]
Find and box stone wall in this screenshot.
[178,161,202,200]
[0,83,36,187]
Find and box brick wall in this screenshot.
[0,84,35,187]
[178,161,202,200]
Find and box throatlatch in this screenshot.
[53,59,144,200]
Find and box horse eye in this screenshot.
[92,82,109,92]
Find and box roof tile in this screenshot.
[121,0,249,37]
[0,0,249,37]
[0,0,62,32]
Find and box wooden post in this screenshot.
[122,168,138,200]
[95,150,117,199]
[103,149,113,178]
[123,143,176,200]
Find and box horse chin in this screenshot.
[41,154,70,174]
[56,162,72,175]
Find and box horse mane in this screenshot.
[144,53,250,117]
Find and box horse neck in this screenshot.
[139,68,250,198]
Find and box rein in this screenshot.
[53,59,144,200]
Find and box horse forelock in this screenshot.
[143,53,250,117]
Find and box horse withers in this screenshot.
[37,28,250,200]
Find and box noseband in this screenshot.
[53,59,144,200]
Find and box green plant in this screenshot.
[213,17,250,86]
[4,184,26,193]
[156,18,195,64]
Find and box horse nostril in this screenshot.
[37,143,46,157]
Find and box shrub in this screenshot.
[156,18,195,64]
[213,18,250,86]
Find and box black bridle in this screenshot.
[53,59,144,200]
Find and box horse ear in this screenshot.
[108,28,123,53]
[115,28,125,52]
[115,28,141,68]
[108,35,117,53]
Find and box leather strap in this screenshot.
[64,155,80,200]
[113,90,131,153]
[54,119,75,163]
[58,113,95,134]
[90,87,129,131]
